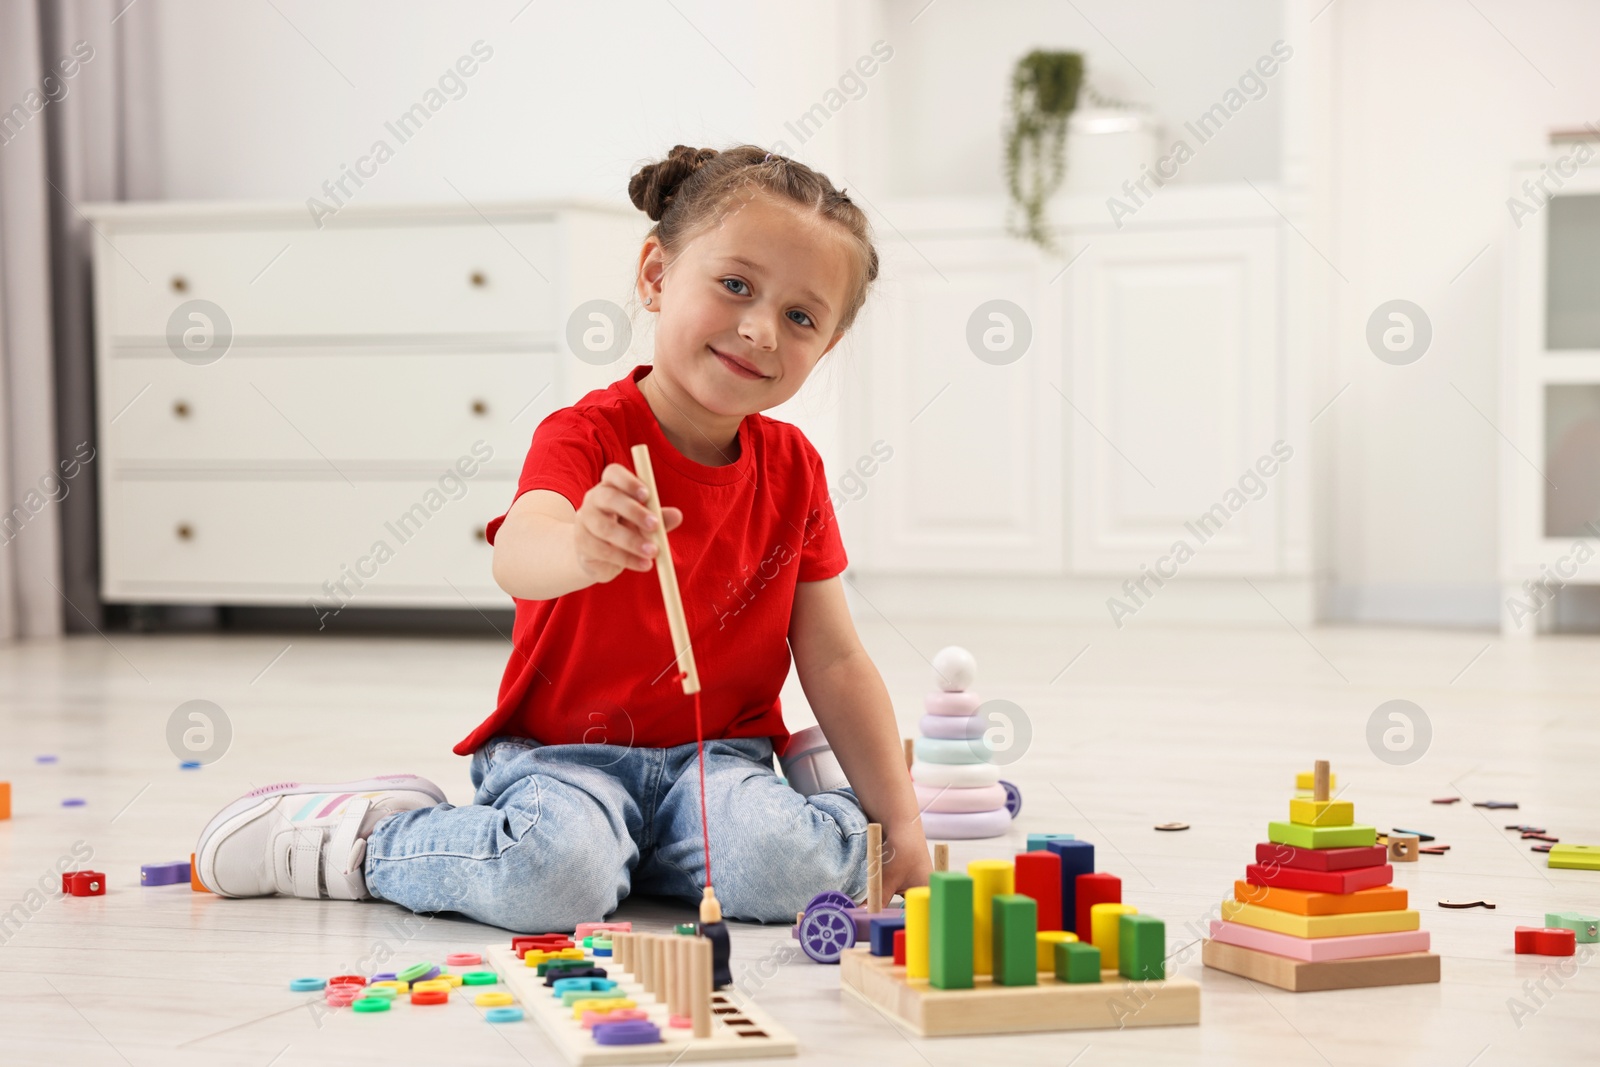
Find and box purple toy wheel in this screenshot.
[798,904,856,963]
[1001,780,1022,819]
[804,890,856,913]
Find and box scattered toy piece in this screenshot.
[1545,913,1599,943]
[289,978,326,992]
[1438,899,1495,910]
[35,755,57,764]
[485,1006,524,1023]
[180,760,201,769]
[1387,835,1420,863]
[1154,822,1190,832]
[1532,844,1554,853]
[65,871,105,896]
[1473,801,1518,809]
[1505,825,1544,833]
[1547,844,1600,870]
[1523,832,1559,842]
[1515,926,1576,956]
[1431,797,1460,805]
[0,781,9,820]
[1419,846,1450,855]
[140,860,190,887]
[1391,828,1435,842]
[351,996,391,1013]
[61,798,85,807]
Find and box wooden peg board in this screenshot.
[838,946,1200,1036]
[484,942,797,1064]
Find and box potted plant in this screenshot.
[1003,50,1083,250]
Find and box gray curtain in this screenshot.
[0,0,158,639]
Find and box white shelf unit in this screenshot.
[1501,157,1600,635]
[85,200,645,610]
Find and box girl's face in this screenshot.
[636,192,855,418]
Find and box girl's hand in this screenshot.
[574,463,683,584]
[879,818,934,901]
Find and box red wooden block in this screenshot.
[1245,862,1392,895]
[513,934,574,958]
[1254,842,1388,872]
[1074,872,1121,941]
[893,928,906,966]
[1515,926,1576,956]
[67,871,105,897]
[1015,851,1063,933]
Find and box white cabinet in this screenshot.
[844,189,1285,580]
[86,201,645,609]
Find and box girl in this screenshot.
[193,144,931,930]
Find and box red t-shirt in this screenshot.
[453,364,848,758]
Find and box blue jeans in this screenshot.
[364,736,869,931]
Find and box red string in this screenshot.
[672,669,713,890]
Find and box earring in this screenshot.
[644,297,653,306]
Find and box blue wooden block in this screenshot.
[869,915,907,957]
[1046,839,1095,933]
[847,906,904,941]
[1026,833,1075,852]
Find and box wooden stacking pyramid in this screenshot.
[1201,760,1441,992]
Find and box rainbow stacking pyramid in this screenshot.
[1201,760,1441,991]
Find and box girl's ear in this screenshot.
[821,327,847,357]
[637,236,667,311]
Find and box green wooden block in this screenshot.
[1548,844,1600,871]
[536,959,592,977]
[991,894,1038,987]
[1118,914,1165,981]
[1267,820,1376,850]
[1055,940,1101,983]
[1545,911,1600,943]
[929,871,974,989]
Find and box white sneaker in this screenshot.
[195,775,445,899]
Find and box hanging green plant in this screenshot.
[1003,50,1084,251]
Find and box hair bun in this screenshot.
[629,145,718,221]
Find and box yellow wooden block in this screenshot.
[1090,903,1137,963]
[1036,929,1078,971]
[524,947,585,967]
[1221,900,1420,939]
[968,859,1014,977]
[570,997,635,1019]
[905,886,931,980]
[1289,798,1354,827]
[1295,771,1337,792]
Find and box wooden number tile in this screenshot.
[1268,821,1377,850]
[1288,798,1354,828]
[1245,862,1393,895]
[1220,900,1420,939]
[1233,880,1408,916]
[1254,842,1387,872]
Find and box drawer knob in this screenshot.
[173,400,191,418]
[471,399,488,417]
[473,526,487,543]
[470,271,487,288]
[176,523,194,541]
[170,275,188,293]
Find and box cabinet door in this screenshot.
[848,236,1062,573]
[1066,226,1280,574]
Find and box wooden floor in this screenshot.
[1,619,1597,1066]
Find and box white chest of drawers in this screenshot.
[84,200,645,611]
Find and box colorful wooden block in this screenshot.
[1090,903,1137,962]
[66,871,105,896]
[1047,840,1095,933]
[1387,834,1420,862]
[992,895,1038,987]
[1055,941,1101,983]
[0,781,10,820]
[968,860,1014,976]
[1233,880,1407,916]
[189,853,210,893]
[1268,821,1377,850]
[904,886,930,980]
[1294,770,1337,792]
[869,916,906,957]
[140,861,191,887]
[1203,939,1439,992]
[1547,844,1600,870]
[1074,872,1120,940]
[1025,833,1075,852]
[893,929,906,966]
[1036,930,1077,971]
[1289,798,1354,827]
[1118,914,1165,982]
[929,871,974,989]
[1255,842,1387,872]
[1545,912,1599,943]
[1221,900,1420,939]
[1515,926,1577,956]
[1207,919,1431,962]
[1245,862,1393,895]
[1014,851,1063,932]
